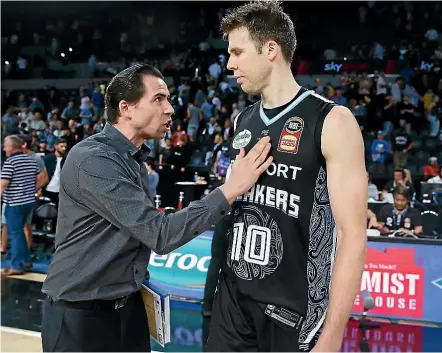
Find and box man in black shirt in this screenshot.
[391,128,413,169]
[40,64,274,352]
[397,96,416,132]
[377,186,423,236]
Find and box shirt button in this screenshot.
[221,211,225,215]
[135,269,139,274]
[194,231,199,235]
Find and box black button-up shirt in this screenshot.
[42,123,231,301]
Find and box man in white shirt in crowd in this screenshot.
[428,169,442,184]
[43,138,68,206]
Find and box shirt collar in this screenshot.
[103,123,151,163]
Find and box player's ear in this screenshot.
[267,41,278,61]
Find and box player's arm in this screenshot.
[314,106,368,351]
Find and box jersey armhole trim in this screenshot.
[313,105,336,166]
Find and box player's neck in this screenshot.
[261,68,301,109]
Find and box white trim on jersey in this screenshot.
[233,111,242,132]
[310,92,335,104]
[259,90,314,127]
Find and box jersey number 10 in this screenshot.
[231,222,271,266]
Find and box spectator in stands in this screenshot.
[30,111,46,131]
[61,101,77,121]
[423,157,440,181]
[201,97,215,120]
[1,135,40,276]
[391,77,403,104]
[383,168,415,196]
[54,121,65,138]
[186,100,202,141]
[92,86,104,119]
[158,138,173,169]
[223,119,234,141]
[79,102,95,125]
[29,97,44,112]
[377,186,423,236]
[427,94,441,136]
[2,107,19,137]
[206,133,224,167]
[367,172,379,200]
[43,138,68,206]
[330,89,347,106]
[398,95,416,133]
[391,127,413,168]
[169,136,193,171]
[172,124,188,147]
[428,168,442,184]
[370,131,390,172]
[144,157,159,200]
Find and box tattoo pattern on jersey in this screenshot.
[227,205,283,280]
[299,167,337,343]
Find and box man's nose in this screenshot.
[227,57,236,72]
[165,101,174,115]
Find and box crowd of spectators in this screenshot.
[2,1,442,241]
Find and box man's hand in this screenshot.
[220,136,273,204]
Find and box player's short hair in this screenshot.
[220,0,297,63]
[105,64,164,124]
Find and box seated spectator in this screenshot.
[428,169,442,184]
[29,111,46,132]
[423,157,440,181]
[367,172,379,200]
[377,186,423,236]
[330,89,347,106]
[185,100,201,141]
[383,168,415,196]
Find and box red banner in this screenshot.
[341,320,423,352]
[352,248,425,319]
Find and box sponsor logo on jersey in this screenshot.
[232,129,252,149]
[277,117,304,154]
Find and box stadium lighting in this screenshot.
[69,47,73,52]
[5,61,9,65]
[61,53,65,58]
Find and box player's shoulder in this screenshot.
[233,101,260,130]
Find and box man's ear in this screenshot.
[118,100,131,120]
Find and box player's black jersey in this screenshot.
[223,89,337,345]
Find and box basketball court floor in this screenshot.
[1,273,442,352]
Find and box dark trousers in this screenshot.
[41,291,151,352]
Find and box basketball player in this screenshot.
[206,1,367,352]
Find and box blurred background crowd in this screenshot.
[2,0,442,246]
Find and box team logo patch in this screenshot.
[232,129,252,149]
[277,117,304,154]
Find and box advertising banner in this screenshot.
[149,232,442,323]
[149,231,213,300]
[352,242,442,323]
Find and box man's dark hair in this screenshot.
[393,185,410,200]
[19,135,32,149]
[220,0,297,63]
[104,64,164,124]
[55,138,68,145]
